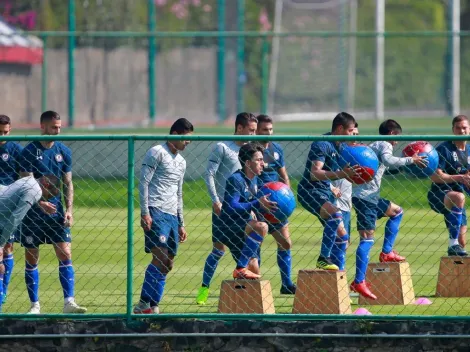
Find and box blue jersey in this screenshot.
[0,142,23,186]
[299,140,341,191]
[20,141,72,220]
[431,141,470,194]
[219,170,263,227]
[260,142,285,184]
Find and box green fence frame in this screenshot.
[0,133,469,322]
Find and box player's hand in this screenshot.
[213,201,222,216]
[331,187,342,198]
[459,172,470,188]
[141,214,152,232]
[340,165,362,179]
[39,201,57,215]
[412,154,428,169]
[259,194,278,212]
[64,211,73,228]
[178,226,188,243]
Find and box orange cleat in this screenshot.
[379,250,406,263]
[350,280,377,300]
[233,267,261,280]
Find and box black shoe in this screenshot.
[280,284,297,295]
[448,245,468,257]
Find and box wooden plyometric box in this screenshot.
[436,256,470,297]
[218,280,275,314]
[358,262,415,305]
[292,270,351,314]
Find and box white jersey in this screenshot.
[352,140,413,203]
[204,141,241,204]
[0,176,41,246]
[331,178,352,212]
[139,143,186,226]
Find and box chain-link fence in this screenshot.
[0,134,469,318]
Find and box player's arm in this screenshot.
[224,177,276,213]
[380,143,427,169]
[62,171,74,226]
[308,143,358,181]
[430,147,470,185]
[204,143,223,215]
[139,148,160,231]
[177,167,187,243]
[276,146,290,187]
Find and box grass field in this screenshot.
[2,175,469,316]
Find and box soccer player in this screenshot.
[0,175,61,312]
[330,124,359,270]
[297,112,360,270]
[255,114,296,294]
[350,119,427,299]
[428,114,470,257]
[0,115,23,303]
[134,118,193,314]
[218,142,277,279]
[196,112,257,305]
[19,111,87,314]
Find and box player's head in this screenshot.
[169,118,194,151]
[0,115,11,145]
[256,114,273,142]
[331,112,356,135]
[239,142,264,176]
[452,115,470,136]
[347,122,359,146]
[40,111,61,136]
[379,119,402,146]
[235,112,257,135]
[37,174,61,199]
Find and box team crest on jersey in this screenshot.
[273,152,279,160]
[1,153,9,161]
[159,235,167,243]
[55,154,63,162]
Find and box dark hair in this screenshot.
[379,119,402,135]
[256,114,273,125]
[238,142,264,167]
[40,111,61,124]
[0,115,11,125]
[332,112,356,132]
[170,118,194,134]
[235,112,257,131]
[452,115,469,128]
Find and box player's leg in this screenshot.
[459,210,467,248]
[51,224,86,314]
[2,238,14,304]
[378,199,406,262]
[22,224,41,314]
[0,247,4,312]
[233,220,269,279]
[443,191,467,256]
[196,213,225,305]
[350,197,377,300]
[135,208,177,314]
[270,224,296,294]
[331,211,350,271]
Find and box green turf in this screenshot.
[3,176,469,316]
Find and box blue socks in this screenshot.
[202,249,225,287]
[355,239,375,283]
[237,233,264,269]
[445,206,463,244]
[320,212,342,258]
[277,249,293,287]
[141,263,166,306]
[59,260,75,299]
[3,254,14,297]
[25,262,39,303]
[331,234,349,270]
[383,209,403,254]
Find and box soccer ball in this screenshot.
[402,141,439,178]
[338,144,380,185]
[258,182,296,224]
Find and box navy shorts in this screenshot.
[298,187,336,223]
[212,211,225,243]
[7,228,20,244]
[144,207,179,256]
[21,218,71,249]
[341,210,351,235]
[352,197,391,231]
[256,212,288,234]
[428,189,468,226]
[218,223,247,262]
